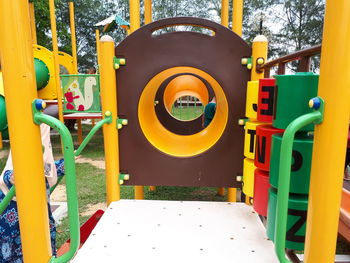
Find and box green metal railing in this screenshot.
[0,186,15,215]
[49,111,112,193]
[0,100,113,262]
[74,112,112,156]
[32,100,80,263]
[275,97,324,263]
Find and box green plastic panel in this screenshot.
[0,95,7,131]
[270,133,313,194]
[61,74,101,113]
[273,73,319,131]
[267,187,308,251]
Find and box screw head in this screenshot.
[119,59,126,65]
[117,123,122,129]
[105,111,111,117]
[241,58,248,65]
[257,58,264,65]
[309,97,321,109]
[238,119,245,126]
[35,99,46,110]
[114,64,120,70]
[236,176,243,182]
[122,119,128,125]
[247,64,252,70]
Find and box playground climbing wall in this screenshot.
[115,17,251,187]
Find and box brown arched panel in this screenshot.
[116,17,251,187]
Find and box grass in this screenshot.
[1,121,350,255]
[171,105,204,121]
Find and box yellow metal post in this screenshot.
[217,187,225,196]
[29,1,37,44]
[130,0,140,33]
[232,0,243,36]
[251,35,268,81]
[135,186,144,199]
[144,0,152,24]
[100,35,120,205]
[0,1,52,261]
[96,29,101,69]
[69,1,78,74]
[304,1,350,262]
[49,0,64,122]
[0,132,3,149]
[221,0,229,27]
[227,188,237,202]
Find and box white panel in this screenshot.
[72,200,279,263]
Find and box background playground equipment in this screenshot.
[0,44,75,146]
[34,44,74,99]
[0,0,350,263]
[61,74,101,113]
[154,74,212,135]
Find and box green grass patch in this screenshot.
[171,105,204,121]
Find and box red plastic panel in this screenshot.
[254,124,283,171]
[257,78,276,123]
[253,169,270,216]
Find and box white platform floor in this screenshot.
[72,200,279,263]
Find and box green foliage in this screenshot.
[32,0,325,74]
[34,0,71,54]
[33,0,129,72]
[276,0,325,52]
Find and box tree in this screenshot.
[34,0,71,54]
[274,0,325,71]
[34,0,129,72]
[275,0,325,53]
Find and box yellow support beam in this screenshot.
[29,1,37,44]
[221,0,229,27]
[251,35,268,81]
[304,1,350,262]
[49,0,64,122]
[0,1,52,261]
[130,0,140,33]
[144,0,152,24]
[69,1,78,73]
[232,0,243,36]
[96,29,101,68]
[135,186,144,200]
[100,35,121,205]
[217,187,225,197]
[227,187,237,202]
[0,132,2,149]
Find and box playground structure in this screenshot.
[0,0,349,263]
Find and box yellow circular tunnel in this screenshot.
[138,66,229,157]
[163,74,209,116]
